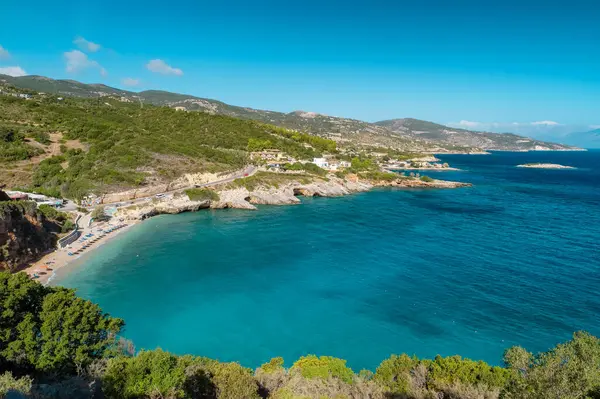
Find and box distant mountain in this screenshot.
[375,118,580,152]
[561,129,600,149]
[0,74,581,152]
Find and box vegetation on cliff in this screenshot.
[227,172,320,191]
[0,272,598,398]
[0,199,72,271]
[185,188,220,202]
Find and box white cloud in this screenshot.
[531,120,560,126]
[64,50,106,76]
[0,66,27,77]
[456,120,482,128]
[146,59,183,76]
[0,45,10,59]
[73,36,100,52]
[122,77,140,86]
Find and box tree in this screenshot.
[0,273,124,375]
[91,205,109,221]
[501,332,600,399]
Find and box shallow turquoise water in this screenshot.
[55,151,600,370]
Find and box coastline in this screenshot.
[24,221,138,285]
[21,175,470,284]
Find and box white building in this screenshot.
[313,157,329,168]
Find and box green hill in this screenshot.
[1,73,580,152]
[0,87,334,198]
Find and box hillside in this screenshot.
[0,74,580,152]
[0,86,337,198]
[375,118,579,151]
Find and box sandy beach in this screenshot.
[24,220,138,285]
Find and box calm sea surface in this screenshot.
[54,151,600,370]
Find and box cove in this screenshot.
[53,151,600,371]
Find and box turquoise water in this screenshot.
[55,151,600,370]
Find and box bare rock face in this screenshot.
[212,188,258,209]
[115,196,212,220]
[0,201,58,271]
[112,174,467,222]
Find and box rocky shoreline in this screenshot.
[114,175,471,221]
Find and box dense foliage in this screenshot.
[0,272,598,398]
[0,273,124,375]
[0,124,42,162]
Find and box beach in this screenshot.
[24,220,138,285]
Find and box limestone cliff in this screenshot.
[113,174,469,221]
[0,200,60,271]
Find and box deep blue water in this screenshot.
[55,151,600,371]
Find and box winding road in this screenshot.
[105,165,257,209]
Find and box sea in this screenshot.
[53,150,600,371]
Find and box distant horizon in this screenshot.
[1,0,598,137]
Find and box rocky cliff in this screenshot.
[114,174,469,221]
[0,200,60,271]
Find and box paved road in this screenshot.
[107,165,257,209]
[196,165,256,188]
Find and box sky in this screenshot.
[1,0,599,137]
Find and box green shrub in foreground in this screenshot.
[291,355,354,384]
[374,353,417,393]
[1,273,600,399]
[102,349,259,399]
[420,175,434,182]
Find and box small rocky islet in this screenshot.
[516,163,576,169]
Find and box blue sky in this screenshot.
[0,0,599,133]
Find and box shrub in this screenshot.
[420,175,434,182]
[38,204,67,221]
[259,357,285,374]
[91,205,109,221]
[501,331,600,399]
[0,372,32,396]
[374,354,417,393]
[291,355,354,384]
[212,362,260,399]
[362,171,398,182]
[103,350,187,399]
[185,188,220,202]
[61,218,75,233]
[298,162,327,176]
[428,355,511,390]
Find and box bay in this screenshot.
[54,150,600,370]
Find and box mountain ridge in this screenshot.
[0,73,581,152]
